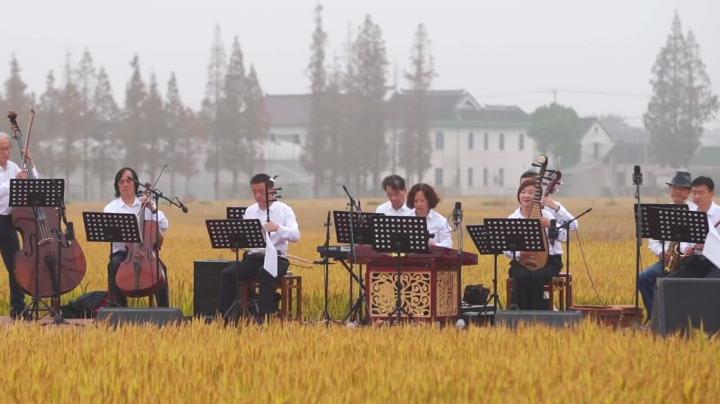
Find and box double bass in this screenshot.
[7,111,86,301]
[115,184,166,298]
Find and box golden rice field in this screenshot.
[0,197,719,403]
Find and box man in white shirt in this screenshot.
[104,167,170,307]
[638,170,694,317]
[375,175,413,216]
[669,176,720,279]
[0,132,33,319]
[219,173,300,323]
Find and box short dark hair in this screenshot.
[406,183,440,209]
[691,176,715,192]
[520,170,538,181]
[250,173,271,185]
[381,174,406,192]
[114,167,139,198]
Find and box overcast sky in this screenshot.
[1,0,718,127]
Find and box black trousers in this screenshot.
[668,255,720,278]
[509,254,563,310]
[107,251,170,307]
[0,215,25,312]
[218,253,289,317]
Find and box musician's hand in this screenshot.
[15,170,28,179]
[682,246,695,256]
[542,196,559,210]
[429,239,437,247]
[695,244,705,253]
[141,195,158,212]
[264,221,279,232]
[540,217,551,228]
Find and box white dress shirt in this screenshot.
[413,208,452,248]
[647,201,697,257]
[503,207,564,258]
[0,161,39,215]
[692,202,720,257]
[375,201,414,216]
[104,197,169,253]
[243,201,300,256]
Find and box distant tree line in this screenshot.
[0,6,436,200]
[301,5,436,196]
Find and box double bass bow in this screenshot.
[7,110,86,310]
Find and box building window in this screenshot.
[468,168,474,187]
[483,133,489,151]
[435,131,444,150]
[593,143,600,160]
[483,168,488,187]
[518,133,525,151]
[498,168,504,187]
[435,168,444,187]
[468,132,474,150]
[499,133,505,151]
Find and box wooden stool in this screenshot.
[241,274,302,321]
[505,274,572,310]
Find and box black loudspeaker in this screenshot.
[651,278,720,336]
[96,307,183,326]
[495,310,583,328]
[193,260,231,317]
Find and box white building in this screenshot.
[263,90,537,197]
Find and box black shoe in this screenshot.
[10,308,30,321]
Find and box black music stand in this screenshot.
[226,207,247,220]
[646,207,708,250]
[633,203,690,313]
[205,219,266,322]
[11,179,65,321]
[482,218,546,312]
[634,204,689,238]
[333,210,383,323]
[83,212,142,244]
[369,215,430,323]
[466,224,499,318]
[82,212,142,310]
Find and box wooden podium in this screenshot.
[352,245,477,322]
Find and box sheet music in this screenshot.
[704,225,720,269]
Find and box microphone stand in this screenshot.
[556,207,592,308]
[633,171,643,312]
[320,211,333,324]
[342,185,366,324]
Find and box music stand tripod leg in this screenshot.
[224,250,254,324]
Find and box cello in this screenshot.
[7,111,86,305]
[115,182,166,298]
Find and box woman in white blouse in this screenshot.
[505,179,563,310]
[406,183,452,248]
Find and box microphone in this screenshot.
[633,165,643,186]
[452,201,463,225]
[548,219,558,241]
[176,197,189,213]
